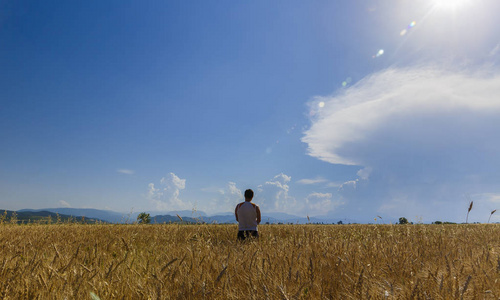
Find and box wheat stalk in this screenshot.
[466,200,473,224]
[488,209,496,224]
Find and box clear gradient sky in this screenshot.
[1,0,499,223]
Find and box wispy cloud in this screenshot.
[204,182,244,214]
[148,173,190,211]
[338,180,358,191]
[117,169,134,175]
[303,66,500,221]
[297,177,344,189]
[483,193,500,204]
[326,182,342,188]
[297,177,328,185]
[305,192,337,216]
[58,200,71,208]
[303,67,500,166]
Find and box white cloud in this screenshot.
[58,200,71,208]
[117,169,134,175]
[326,181,342,188]
[479,193,500,204]
[356,167,372,180]
[303,67,500,166]
[227,182,243,198]
[204,182,243,214]
[339,180,358,191]
[199,174,349,217]
[148,173,190,211]
[308,192,332,199]
[302,66,500,222]
[297,177,343,189]
[305,192,335,216]
[297,177,328,185]
[256,173,297,213]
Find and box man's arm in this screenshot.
[235,204,239,222]
[256,205,261,224]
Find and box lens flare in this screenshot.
[400,21,416,36]
[341,77,352,87]
[373,49,384,58]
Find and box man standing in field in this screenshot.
[235,189,261,240]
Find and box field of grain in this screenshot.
[0,224,499,299]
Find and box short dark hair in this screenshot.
[244,189,254,199]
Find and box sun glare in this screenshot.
[434,0,470,10]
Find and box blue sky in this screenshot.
[1,0,499,223]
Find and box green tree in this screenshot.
[137,212,151,224]
[398,217,408,225]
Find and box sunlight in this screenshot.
[434,0,470,10]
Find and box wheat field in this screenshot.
[0,223,499,299]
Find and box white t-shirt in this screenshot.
[236,201,258,231]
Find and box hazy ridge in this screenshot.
[16,208,356,224]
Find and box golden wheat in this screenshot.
[0,223,498,299]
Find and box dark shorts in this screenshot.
[237,230,259,240]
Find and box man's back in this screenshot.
[236,201,258,231]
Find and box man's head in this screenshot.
[244,189,254,201]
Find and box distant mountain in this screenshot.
[151,215,200,224]
[203,215,237,224]
[146,210,207,218]
[19,208,131,223]
[1,209,106,224]
[150,214,236,224]
[210,212,234,217]
[16,207,356,224]
[263,212,303,220]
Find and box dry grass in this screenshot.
[0,224,499,299]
